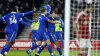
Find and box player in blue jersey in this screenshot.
[0,7,36,56]
[24,17,39,50]
[34,11,63,56]
[44,1,52,14]
[55,14,64,48]
[44,1,53,18]
[26,8,61,56]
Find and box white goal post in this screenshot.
[64,0,70,56]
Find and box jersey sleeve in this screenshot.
[24,17,33,23]
[60,19,64,28]
[20,10,34,17]
[45,17,49,22]
[0,16,6,23]
[19,18,31,27]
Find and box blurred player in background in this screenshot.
[55,14,64,48]
[73,5,93,56]
[26,8,61,56]
[35,11,63,56]
[0,7,36,56]
[30,17,39,45]
[24,16,39,46]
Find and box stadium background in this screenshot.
[0,0,65,55]
[0,0,65,40]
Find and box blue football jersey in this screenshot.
[38,14,49,32]
[47,16,55,33]
[0,11,34,31]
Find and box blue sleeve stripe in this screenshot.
[23,13,24,16]
[9,32,15,41]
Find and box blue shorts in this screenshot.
[55,31,63,40]
[5,28,17,42]
[47,32,57,43]
[36,32,49,41]
[32,30,37,41]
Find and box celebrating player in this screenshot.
[0,7,36,56]
[74,6,93,56]
[35,11,63,56]
[26,8,61,56]
[55,14,64,48]
[24,16,39,45]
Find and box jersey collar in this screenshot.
[11,12,17,13]
[41,14,45,16]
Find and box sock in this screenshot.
[28,44,39,52]
[1,45,8,55]
[6,44,12,52]
[4,44,12,55]
[47,45,53,55]
[32,41,35,46]
[37,46,45,54]
[56,46,62,55]
[61,40,64,48]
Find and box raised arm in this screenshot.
[20,7,36,17]
[44,16,61,24]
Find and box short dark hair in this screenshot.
[41,8,46,13]
[51,9,57,14]
[12,6,17,12]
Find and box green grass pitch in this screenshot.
[70,50,100,56]
[6,50,64,56]
[5,50,100,56]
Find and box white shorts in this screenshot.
[76,38,90,48]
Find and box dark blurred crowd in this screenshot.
[0,0,65,39]
[52,0,65,19]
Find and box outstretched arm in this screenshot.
[48,20,61,24]
[19,18,31,27]
[0,16,5,23]
[24,17,33,23]
[21,7,36,16]
[44,17,61,24]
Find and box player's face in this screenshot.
[44,10,47,15]
[52,12,57,18]
[34,18,38,21]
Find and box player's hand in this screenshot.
[33,7,37,11]
[30,25,35,30]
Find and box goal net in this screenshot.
[69,0,100,56]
